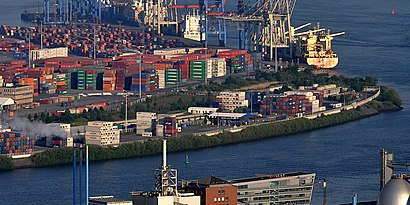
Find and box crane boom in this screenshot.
[328,32,346,37]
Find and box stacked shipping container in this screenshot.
[0,132,34,155]
[164,116,178,137]
[54,73,67,94]
[86,70,98,90]
[103,70,116,91]
[260,94,316,117]
[165,68,181,85]
[115,69,126,90]
[77,69,85,90]
[130,70,158,92]
[189,60,212,79]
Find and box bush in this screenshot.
[0,156,13,170]
[378,86,402,107]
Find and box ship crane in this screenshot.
[328,32,346,38]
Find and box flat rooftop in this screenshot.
[230,172,315,184]
[89,196,131,203]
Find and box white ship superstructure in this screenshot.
[183,10,205,42]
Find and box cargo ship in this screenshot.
[295,23,345,69]
[182,11,205,42]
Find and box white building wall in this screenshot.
[188,107,218,114]
[216,92,249,112]
[85,121,120,146]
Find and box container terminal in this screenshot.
[19,0,345,69]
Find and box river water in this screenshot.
[1,0,410,204]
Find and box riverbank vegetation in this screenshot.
[0,156,13,170]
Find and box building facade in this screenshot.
[30,47,68,61]
[231,172,316,205]
[136,112,157,135]
[85,121,120,146]
[183,176,238,205]
[214,92,248,112]
[188,107,218,115]
[46,123,73,147]
[0,85,33,109]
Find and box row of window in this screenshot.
[213,196,229,202]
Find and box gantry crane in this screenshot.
[43,0,103,24]
[143,0,178,34]
[217,0,296,60]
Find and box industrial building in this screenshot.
[231,172,316,205]
[188,107,218,115]
[298,84,341,97]
[0,85,33,109]
[213,92,249,112]
[131,140,200,205]
[206,112,256,126]
[46,123,73,147]
[0,97,14,111]
[182,176,237,205]
[136,112,157,136]
[29,47,68,61]
[85,121,120,146]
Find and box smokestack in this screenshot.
[163,139,167,169]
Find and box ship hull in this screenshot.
[306,57,339,69]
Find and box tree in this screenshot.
[34,113,39,121]
[40,112,46,122]
[27,114,32,121]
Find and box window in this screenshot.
[214,198,217,202]
[225,197,229,201]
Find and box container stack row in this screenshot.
[115,69,126,91]
[129,69,158,92]
[103,70,116,91]
[0,132,34,155]
[163,116,178,137]
[260,94,321,117]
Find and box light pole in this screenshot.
[28,33,31,68]
[93,26,96,59]
[139,56,142,99]
[40,22,43,49]
[125,91,128,133]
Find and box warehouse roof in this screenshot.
[208,112,256,119]
[89,196,132,204]
[230,172,315,184]
[0,97,14,107]
[197,176,229,185]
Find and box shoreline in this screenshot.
[1,100,401,171]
